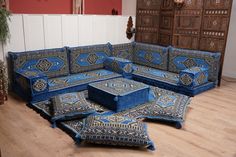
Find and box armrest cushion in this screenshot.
[104,57,133,78]
[179,66,209,88]
[15,69,49,95]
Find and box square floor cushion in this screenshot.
[72,115,155,151]
[51,92,96,127]
[114,87,191,129]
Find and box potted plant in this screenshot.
[0,0,11,44]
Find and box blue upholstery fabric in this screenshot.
[48,69,121,91]
[132,65,215,96]
[69,43,111,74]
[133,42,168,70]
[168,47,221,83]
[104,57,133,78]
[114,87,190,124]
[88,78,151,112]
[15,69,48,96]
[28,100,52,120]
[111,43,134,61]
[74,115,155,151]
[179,67,209,88]
[9,47,69,78]
[133,64,179,85]
[51,92,95,127]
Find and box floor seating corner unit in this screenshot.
[8,42,221,102]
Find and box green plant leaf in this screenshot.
[0,7,11,44]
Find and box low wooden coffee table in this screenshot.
[88,78,151,112]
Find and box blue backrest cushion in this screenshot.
[168,47,221,83]
[9,47,69,78]
[133,42,168,70]
[69,43,111,74]
[111,42,134,61]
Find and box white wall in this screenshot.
[223,1,236,78]
[0,14,135,62]
[122,0,137,16]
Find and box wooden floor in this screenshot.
[0,80,236,157]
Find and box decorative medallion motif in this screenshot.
[144,52,154,63]
[111,60,120,72]
[213,20,218,26]
[36,59,53,72]
[210,41,215,48]
[196,73,206,85]
[180,74,193,86]
[59,93,80,105]
[33,79,47,92]
[104,81,134,93]
[156,95,177,108]
[183,58,197,68]
[87,53,98,65]
[123,64,133,73]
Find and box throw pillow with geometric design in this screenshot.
[51,92,96,127]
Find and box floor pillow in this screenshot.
[28,100,52,120]
[114,87,191,129]
[51,92,96,127]
[73,115,155,151]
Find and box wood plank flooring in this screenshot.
[0,80,236,157]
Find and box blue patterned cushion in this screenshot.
[168,47,221,83]
[114,87,190,128]
[133,43,168,70]
[104,57,133,78]
[179,67,209,88]
[75,115,155,150]
[133,64,179,85]
[48,69,122,91]
[51,92,95,126]
[69,43,111,73]
[111,43,134,61]
[9,48,69,78]
[88,78,151,112]
[15,69,48,96]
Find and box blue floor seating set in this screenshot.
[8,42,221,103]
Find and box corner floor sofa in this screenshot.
[8,42,221,103]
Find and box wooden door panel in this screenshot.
[199,38,225,52]
[204,0,232,9]
[182,0,203,9]
[173,35,199,49]
[159,33,172,46]
[175,16,201,29]
[202,16,229,32]
[137,0,162,9]
[161,0,174,10]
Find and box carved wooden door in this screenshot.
[135,0,161,44]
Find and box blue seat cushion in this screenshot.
[133,64,179,85]
[71,115,155,151]
[48,69,122,91]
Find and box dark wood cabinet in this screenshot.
[135,0,233,85]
